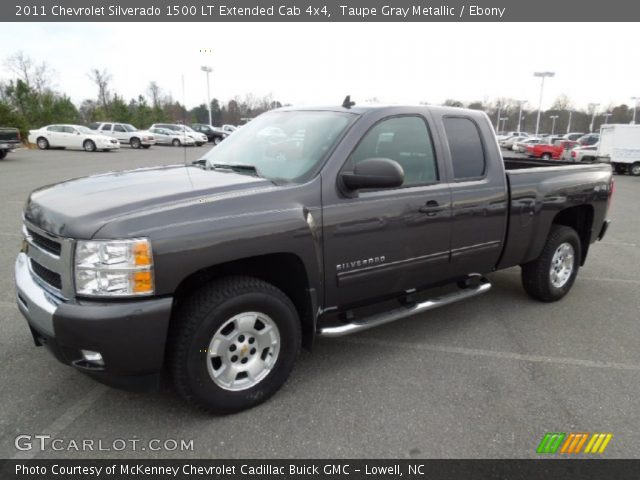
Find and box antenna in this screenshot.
[342,95,355,109]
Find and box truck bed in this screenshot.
[498,159,612,270]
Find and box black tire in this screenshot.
[169,276,301,414]
[541,153,552,160]
[0,150,6,160]
[614,164,626,175]
[130,137,141,149]
[83,140,96,152]
[37,137,49,150]
[142,145,151,149]
[196,142,204,147]
[213,136,222,145]
[630,162,640,176]
[521,225,581,302]
[172,139,181,147]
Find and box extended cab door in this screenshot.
[437,114,508,277]
[322,113,452,307]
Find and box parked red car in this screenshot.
[527,140,578,160]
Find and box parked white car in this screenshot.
[148,127,196,146]
[28,125,120,152]
[500,136,526,149]
[88,122,155,149]
[149,124,208,146]
[567,144,598,163]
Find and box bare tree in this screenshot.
[5,51,55,93]
[551,94,574,111]
[147,81,162,108]
[88,68,112,110]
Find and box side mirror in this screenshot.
[340,158,404,191]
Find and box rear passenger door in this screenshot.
[440,115,508,277]
[112,124,129,143]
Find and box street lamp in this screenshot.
[603,112,613,124]
[500,116,508,132]
[201,66,213,126]
[517,100,527,132]
[495,103,502,132]
[534,71,555,136]
[588,103,600,133]
[549,115,559,135]
[566,110,573,133]
[631,97,640,124]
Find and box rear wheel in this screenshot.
[630,162,640,176]
[521,225,581,302]
[169,276,301,413]
[172,139,181,147]
[541,153,552,160]
[83,140,96,152]
[37,137,49,150]
[130,137,141,149]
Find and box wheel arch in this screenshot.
[171,252,317,350]
[552,204,594,265]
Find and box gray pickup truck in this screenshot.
[15,104,613,413]
[1,127,21,160]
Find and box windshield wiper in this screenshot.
[212,163,262,178]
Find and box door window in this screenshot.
[113,125,125,132]
[443,117,486,180]
[346,116,438,187]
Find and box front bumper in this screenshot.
[141,139,156,146]
[15,252,173,391]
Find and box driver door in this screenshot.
[322,115,452,307]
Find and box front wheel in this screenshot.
[37,137,49,150]
[172,139,181,147]
[83,140,96,152]
[541,153,552,160]
[169,276,301,414]
[213,137,222,145]
[630,162,640,176]
[521,225,581,302]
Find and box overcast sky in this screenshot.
[0,22,637,111]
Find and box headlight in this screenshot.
[74,239,154,297]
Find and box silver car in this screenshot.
[148,127,196,147]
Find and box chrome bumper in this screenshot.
[15,252,62,337]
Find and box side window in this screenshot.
[443,117,486,180]
[87,123,99,130]
[113,124,125,132]
[47,126,61,132]
[62,126,76,134]
[347,116,438,187]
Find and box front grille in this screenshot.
[30,259,62,290]
[27,229,61,256]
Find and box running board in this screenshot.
[317,278,491,338]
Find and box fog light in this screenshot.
[81,350,104,366]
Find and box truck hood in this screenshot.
[24,165,273,238]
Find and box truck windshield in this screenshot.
[201,111,355,183]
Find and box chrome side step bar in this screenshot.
[317,278,491,338]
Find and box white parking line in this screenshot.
[0,232,21,237]
[12,384,108,460]
[337,337,640,372]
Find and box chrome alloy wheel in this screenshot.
[550,242,575,288]
[206,312,280,391]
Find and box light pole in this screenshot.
[500,116,508,132]
[566,110,572,133]
[534,71,555,136]
[588,103,600,133]
[495,103,502,132]
[631,97,640,124]
[517,100,527,132]
[549,115,559,135]
[603,112,612,124]
[201,66,213,126]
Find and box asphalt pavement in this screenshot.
[1,146,639,459]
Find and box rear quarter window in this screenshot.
[443,117,486,179]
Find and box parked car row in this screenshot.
[25,121,239,152]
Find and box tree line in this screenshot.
[0,52,284,138]
[1,52,636,139]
